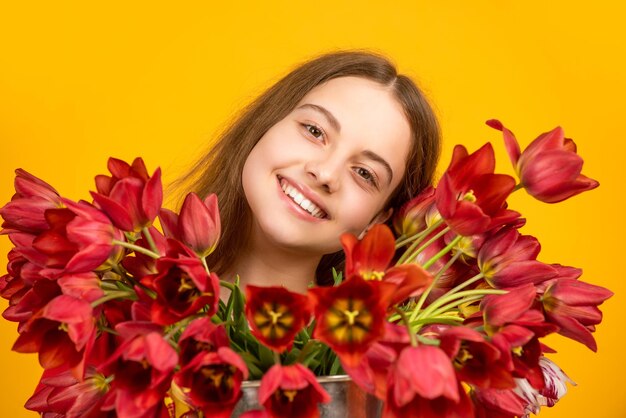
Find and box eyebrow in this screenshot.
[296,103,342,133]
[297,103,394,185]
[362,150,394,185]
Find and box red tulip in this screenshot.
[308,276,395,367]
[384,345,474,418]
[25,367,109,418]
[471,388,526,418]
[174,347,248,418]
[341,224,433,304]
[15,199,122,278]
[341,322,410,399]
[160,193,221,258]
[91,157,162,232]
[478,227,557,288]
[141,256,220,326]
[538,277,613,351]
[392,186,437,238]
[0,168,62,234]
[12,295,95,375]
[245,285,312,353]
[435,143,519,236]
[258,363,331,418]
[487,119,599,203]
[178,317,229,365]
[100,331,177,418]
[439,326,515,390]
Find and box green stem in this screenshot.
[513,183,524,192]
[112,239,160,259]
[201,257,211,275]
[401,226,451,265]
[273,351,281,365]
[422,235,462,270]
[411,316,464,326]
[418,289,506,320]
[141,227,159,255]
[165,314,203,341]
[100,281,120,291]
[219,280,235,292]
[396,219,444,264]
[444,272,485,299]
[429,295,484,318]
[91,290,135,308]
[408,250,463,324]
[394,307,417,347]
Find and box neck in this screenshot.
[221,235,322,298]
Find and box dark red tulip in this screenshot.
[258,363,331,418]
[141,256,220,326]
[308,276,395,367]
[178,317,229,365]
[174,347,248,418]
[245,285,312,353]
[439,326,515,390]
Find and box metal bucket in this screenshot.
[232,375,383,417]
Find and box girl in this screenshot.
[175,50,441,294]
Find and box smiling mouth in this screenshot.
[278,177,329,220]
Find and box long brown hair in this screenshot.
[173,50,441,284]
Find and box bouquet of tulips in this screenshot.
[0,119,613,418]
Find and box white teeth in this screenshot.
[300,199,312,210]
[279,179,326,219]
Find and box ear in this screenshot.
[358,208,394,239]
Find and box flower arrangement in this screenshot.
[0,120,612,418]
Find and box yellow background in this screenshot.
[1,1,624,416]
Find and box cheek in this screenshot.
[336,191,385,235]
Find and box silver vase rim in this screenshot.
[241,374,352,388]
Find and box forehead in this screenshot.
[296,76,412,185]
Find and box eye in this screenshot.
[301,123,326,141]
[354,167,378,187]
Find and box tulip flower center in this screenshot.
[178,276,196,293]
[362,271,385,281]
[458,190,477,202]
[280,389,298,402]
[326,298,373,342]
[454,347,474,367]
[253,302,295,340]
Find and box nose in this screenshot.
[304,157,340,194]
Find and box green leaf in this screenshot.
[332,268,343,286]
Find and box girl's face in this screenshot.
[242,76,412,255]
